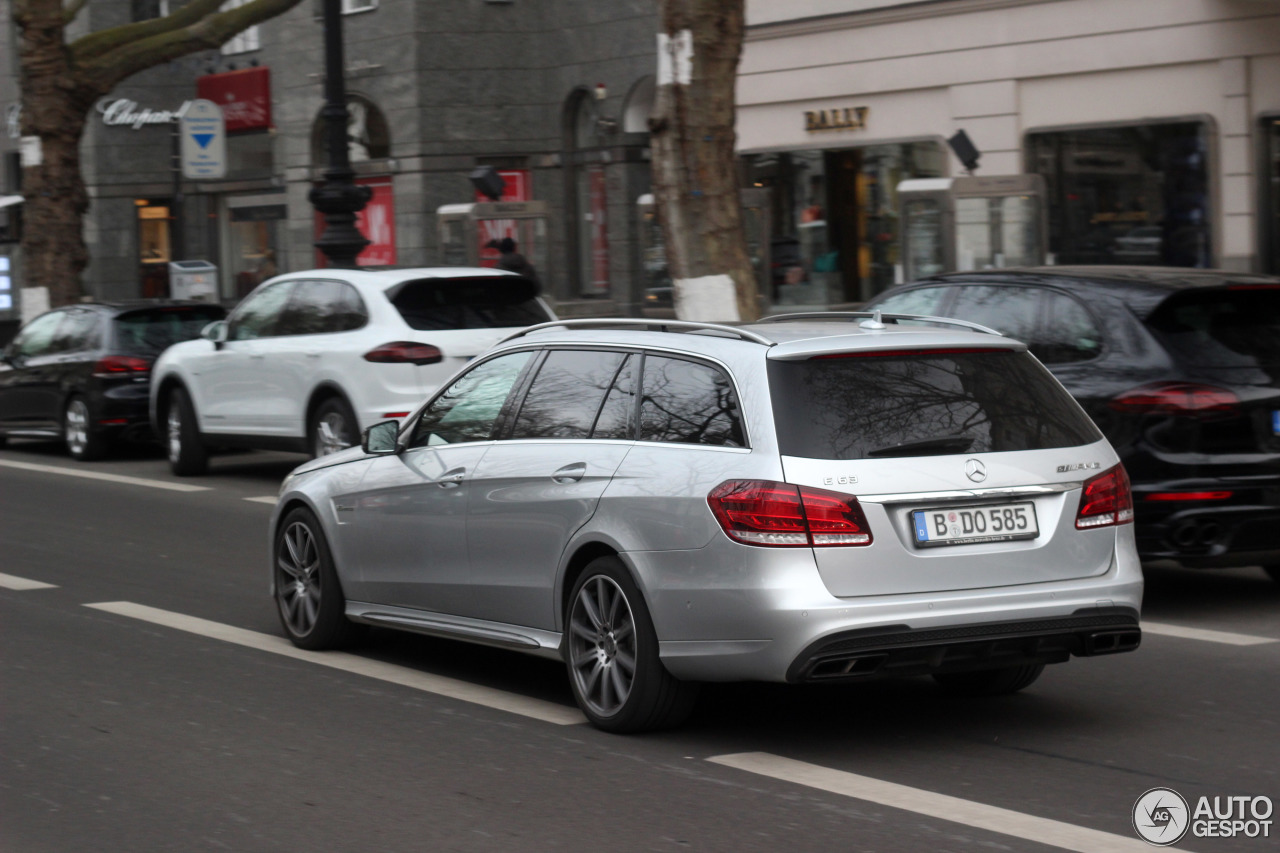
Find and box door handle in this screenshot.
[249,353,265,360]
[305,351,321,359]
[437,467,466,488]
[551,463,587,484]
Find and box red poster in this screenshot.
[313,177,396,267]
[476,169,532,268]
[197,67,272,133]
[589,166,610,292]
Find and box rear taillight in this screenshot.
[1075,464,1134,530]
[1146,491,1233,502]
[93,355,151,378]
[363,342,443,366]
[1109,382,1238,414]
[707,480,873,547]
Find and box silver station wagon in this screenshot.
[270,314,1144,732]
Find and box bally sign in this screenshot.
[804,106,870,133]
[197,67,272,133]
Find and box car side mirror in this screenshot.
[362,420,401,455]
[201,320,229,350]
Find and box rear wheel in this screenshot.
[64,395,107,461]
[166,387,208,476]
[274,507,363,650]
[310,397,358,458]
[933,663,1045,696]
[565,556,698,733]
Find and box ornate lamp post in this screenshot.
[309,0,370,267]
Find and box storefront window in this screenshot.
[225,200,285,300]
[1027,122,1210,268]
[137,200,171,298]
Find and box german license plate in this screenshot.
[911,502,1038,548]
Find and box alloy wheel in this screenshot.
[65,399,89,456]
[314,411,350,456]
[167,400,183,465]
[276,521,322,637]
[568,575,637,718]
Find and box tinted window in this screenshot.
[768,350,1101,460]
[510,350,625,440]
[874,286,948,317]
[52,309,101,353]
[1039,292,1103,364]
[12,312,64,357]
[1145,287,1280,369]
[592,355,636,440]
[638,356,745,447]
[230,281,295,340]
[389,277,552,331]
[945,285,1042,342]
[410,351,532,447]
[113,306,226,354]
[276,280,367,336]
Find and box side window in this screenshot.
[11,312,64,358]
[52,309,101,353]
[229,281,295,340]
[1038,291,1104,364]
[509,350,626,440]
[410,351,532,447]
[591,354,636,440]
[874,286,949,320]
[276,280,368,336]
[946,284,1042,342]
[638,355,745,447]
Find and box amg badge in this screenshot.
[1057,462,1102,473]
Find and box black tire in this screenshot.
[565,556,698,733]
[310,396,359,458]
[64,395,107,462]
[165,386,208,476]
[273,507,364,650]
[933,663,1045,697]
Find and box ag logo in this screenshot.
[964,458,987,483]
[1133,787,1190,846]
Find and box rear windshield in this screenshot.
[1144,286,1280,369]
[388,277,552,331]
[112,306,226,354]
[768,349,1101,460]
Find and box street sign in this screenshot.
[179,99,226,179]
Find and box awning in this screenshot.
[0,195,23,210]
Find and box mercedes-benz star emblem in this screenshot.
[964,459,987,483]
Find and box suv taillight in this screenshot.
[1109,382,1238,414]
[1075,464,1134,530]
[363,342,443,365]
[707,480,873,547]
[93,355,151,378]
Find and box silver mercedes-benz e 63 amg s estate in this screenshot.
[269,313,1144,732]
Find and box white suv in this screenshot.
[150,267,554,475]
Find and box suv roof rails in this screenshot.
[498,318,776,346]
[760,310,1004,337]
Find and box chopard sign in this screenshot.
[804,106,869,133]
[97,98,192,130]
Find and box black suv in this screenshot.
[866,266,1280,579]
[0,301,226,460]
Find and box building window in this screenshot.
[220,0,261,55]
[342,0,377,12]
[1026,122,1211,268]
[311,94,390,164]
[132,0,170,21]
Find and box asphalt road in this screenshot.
[2,438,1278,853]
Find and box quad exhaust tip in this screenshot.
[1086,630,1142,655]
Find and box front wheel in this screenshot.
[64,395,107,461]
[933,663,1045,696]
[310,397,359,458]
[565,556,698,733]
[166,387,208,476]
[273,508,364,650]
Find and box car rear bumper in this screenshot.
[1132,478,1280,566]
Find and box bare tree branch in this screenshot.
[71,0,226,62]
[62,0,88,25]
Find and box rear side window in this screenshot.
[113,306,225,354]
[275,280,367,336]
[389,277,552,331]
[639,355,745,447]
[768,350,1101,460]
[945,285,1042,342]
[1144,287,1280,369]
[1038,291,1103,364]
[509,350,626,439]
[872,286,949,321]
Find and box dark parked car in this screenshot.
[0,300,226,460]
[865,266,1280,580]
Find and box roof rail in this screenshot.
[498,318,776,346]
[760,311,1004,337]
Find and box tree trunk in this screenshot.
[650,0,757,323]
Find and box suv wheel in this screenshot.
[166,387,208,476]
[311,397,358,458]
[933,663,1045,696]
[274,508,364,650]
[64,396,106,461]
[565,556,698,732]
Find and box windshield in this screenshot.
[768,349,1101,460]
[388,277,551,331]
[1144,286,1280,369]
[112,306,226,354]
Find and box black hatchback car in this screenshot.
[865,266,1280,579]
[0,301,226,460]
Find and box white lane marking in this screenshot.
[84,601,585,726]
[0,572,57,590]
[1142,621,1277,647]
[0,459,211,493]
[708,752,1195,853]
[243,496,278,505]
